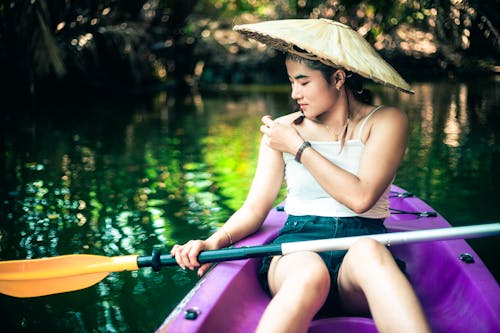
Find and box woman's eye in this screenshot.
[289,80,308,87]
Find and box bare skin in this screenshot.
[171,58,431,333]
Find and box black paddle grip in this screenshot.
[136,244,282,270]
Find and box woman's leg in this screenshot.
[256,251,331,333]
[338,238,431,333]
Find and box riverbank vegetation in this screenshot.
[1,0,498,103]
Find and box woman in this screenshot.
[171,19,430,333]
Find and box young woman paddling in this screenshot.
[170,19,430,333]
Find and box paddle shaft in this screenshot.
[137,223,500,268]
[282,222,500,254]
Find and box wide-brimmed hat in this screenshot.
[233,18,414,94]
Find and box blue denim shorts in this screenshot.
[258,215,403,316]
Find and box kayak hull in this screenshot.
[158,185,500,332]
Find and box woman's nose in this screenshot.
[291,84,302,100]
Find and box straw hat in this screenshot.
[234,18,414,94]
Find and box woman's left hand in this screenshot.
[260,116,303,154]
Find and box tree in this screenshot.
[1,0,498,104]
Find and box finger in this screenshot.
[177,242,196,269]
[179,241,204,270]
[170,244,180,256]
[187,244,202,269]
[171,245,186,268]
[174,251,186,270]
[261,115,273,126]
[174,250,187,270]
[178,244,194,269]
[197,263,212,277]
[260,125,269,134]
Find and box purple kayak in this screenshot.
[157,185,500,332]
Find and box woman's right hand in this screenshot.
[170,240,213,277]
[260,115,304,155]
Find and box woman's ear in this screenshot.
[332,69,346,91]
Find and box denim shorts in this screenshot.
[258,215,404,316]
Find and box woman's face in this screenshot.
[285,59,339,119]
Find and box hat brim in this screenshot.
[234,19,414,94]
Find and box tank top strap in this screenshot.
[357,105,385,140]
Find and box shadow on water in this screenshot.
[0,78,498,332]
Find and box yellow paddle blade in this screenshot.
[0,271,110,298]
[0,254,139,298]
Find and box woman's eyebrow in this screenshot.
[289,74,310,80]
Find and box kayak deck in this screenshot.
[158,185,500,332]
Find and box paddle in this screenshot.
[1,223,499,298]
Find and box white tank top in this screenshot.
[283,105,390,218]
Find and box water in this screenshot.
[1,78,499,332]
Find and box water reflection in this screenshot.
[0,79,498,332]
[443,84,468,148]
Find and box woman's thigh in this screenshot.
[267,251,331,297]
[336,238,400,313]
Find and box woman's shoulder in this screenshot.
[274,111,302,124]
[382,105,407,123]
[360,105,407,143]
[371,105,408,137]
[369,105,407,125]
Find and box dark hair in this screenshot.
[285,52,372,104]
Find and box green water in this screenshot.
[1,78,499,332]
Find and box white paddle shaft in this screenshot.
[281,223,500,254]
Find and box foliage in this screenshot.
[0,0,498,102]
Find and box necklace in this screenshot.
[324,118,350,141]
[293,110,350,141]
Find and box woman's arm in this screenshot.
[171,136,284,275]
[303,107,407,213]
[262,108,408,214]
[220,138,285,243]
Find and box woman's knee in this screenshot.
[295,263,331,297]
[342,238,394,278]
[270,252,331,300]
